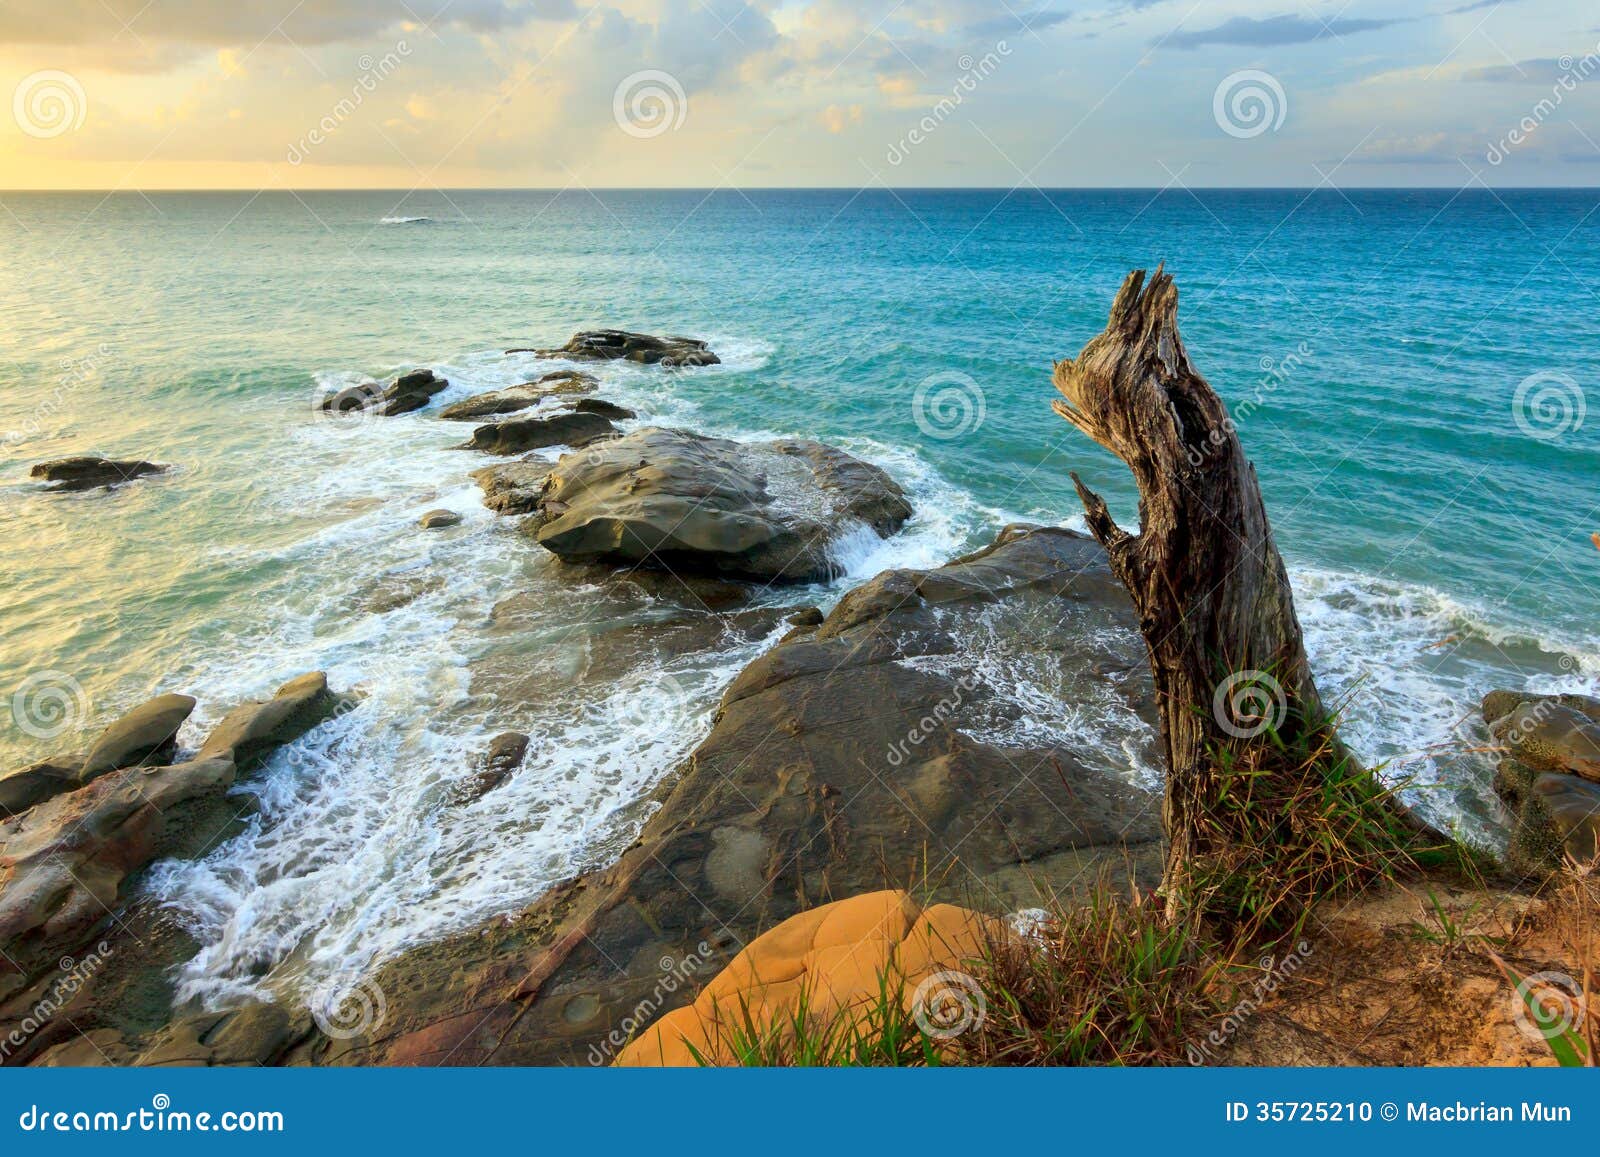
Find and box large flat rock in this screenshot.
[528,427,914,583]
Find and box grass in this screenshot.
[1173,678,1476,940]
[685,969,948,1067]
[953,879,1222,1066]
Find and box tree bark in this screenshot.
[1051,267,1356,912]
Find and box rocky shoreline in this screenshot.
[5,328,1590,1068]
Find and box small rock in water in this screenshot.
[318,369,449,418]
[418,509,463,529]
[570,398,636,420]
[30,457,169,492]
[786,606,825,627]
[472,460,549,515]
[458,409,618,455]
[459,732,530,802]
[437,371,602,420]
[530,330,720,368]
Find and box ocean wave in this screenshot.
[378,215,432,225]
[1290,565,1598,845]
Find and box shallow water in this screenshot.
[1,188,1596,1005]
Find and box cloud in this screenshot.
[819,102,863,132]
[967,9,1072,37]
[1462,58,1570,83]
[1443,0,1519,13]
[1168,13,1406,50]
[0,0,578,63]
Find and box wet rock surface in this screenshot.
[458,409,618,456]
[1483,690,1600,872]
[528,427,913,583]
[531,330,719,368]
[303,526,1159,1066]
[30,458,169,492]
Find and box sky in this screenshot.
[0,0,1597,188]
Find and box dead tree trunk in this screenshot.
[1052,267,1407,919]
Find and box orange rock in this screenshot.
[614,890,1004,1066]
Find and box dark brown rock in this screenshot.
[471,461,548,515]
[532,330,719,368]
[458,411,617,456]
[459,733,530,803]
[437,371,602,420]
[418,509,463,529]
[0,755,83,816]
[318,370,448,418]
[29,458,168,492]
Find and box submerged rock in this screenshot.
[319,526,1158,1066]
[380,369,450,416]
[458,732,530,803]
[30,458,168,492]
[437,370,602,420]
[531,330,719,368]
[458,410,617,456]
[528,427,913,583]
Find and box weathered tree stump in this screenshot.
[1052,267,1413,921]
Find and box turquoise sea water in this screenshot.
[2,189,1597,1004]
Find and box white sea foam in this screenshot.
[1290,565,1599,845]
[143,340,1600,1010]
[378,216,432,225]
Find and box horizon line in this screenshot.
[4,184,1600,195]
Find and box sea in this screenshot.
[1,188,1596,1009]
